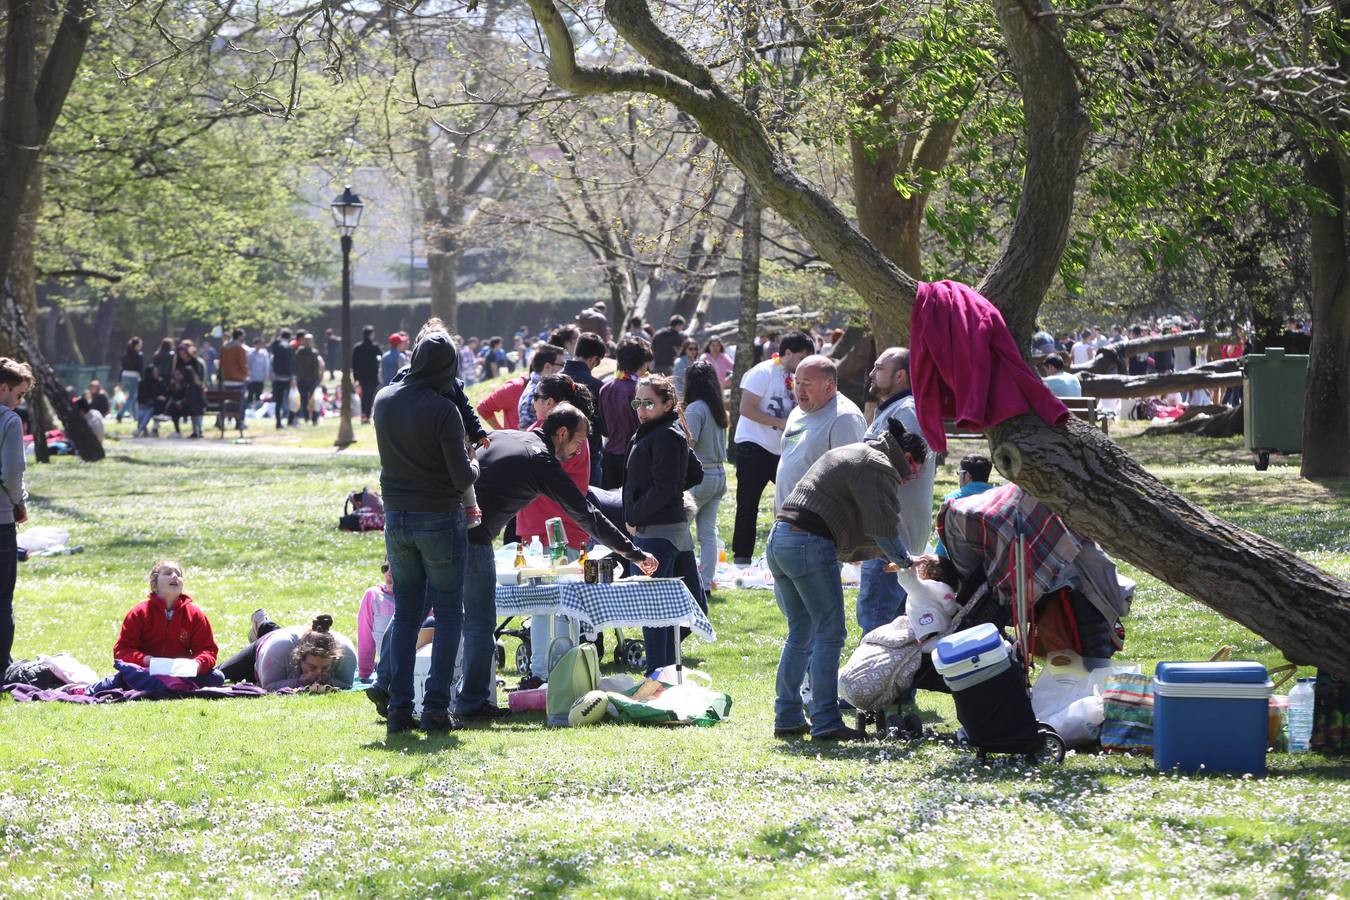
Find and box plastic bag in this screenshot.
[38,652,97,685]
[287,383,301,411]
[1032,650,1092,720]
[1044,692,1105,747]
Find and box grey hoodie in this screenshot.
[372,332,479,512]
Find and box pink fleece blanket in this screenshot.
[910,280,1070,452]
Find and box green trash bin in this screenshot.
[1241,347,1308,470]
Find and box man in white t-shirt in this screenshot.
[1070,328,1097,366]
[730,331,814,564]
[773,356,865,511]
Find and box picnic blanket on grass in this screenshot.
[3,662,284,704]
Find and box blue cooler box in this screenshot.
[1153,661,1273,774]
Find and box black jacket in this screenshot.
[372,332,478,512]
[270,339,295,378]
[352,338,381,383]
[466,430,643,561]
[623,411,703,527]
[563,358,606,454]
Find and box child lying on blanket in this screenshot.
[113,559,219,679]
[220,611,356,692]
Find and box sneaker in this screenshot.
[420,711,463,733]
[386,708,419,735]
[459,704,511,722]
[773,723,811,739]
[247,608,268,643]
[514,674,545,691]
[813,725,868,743]
[366,683,389,718]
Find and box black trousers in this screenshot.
[0,523,15,669]
[273,379,294,425]
[731,441,779,561]
[219,620,280,683]
[357,377,379,420]
[601,452,627,490]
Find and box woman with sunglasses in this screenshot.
[672,338,700,395]
[623,374,705,675]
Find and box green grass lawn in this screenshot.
[2,431,1348,897]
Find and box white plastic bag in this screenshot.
[1032,650,1092,720]
[1044,692,1105,747]
[17,527,70,553]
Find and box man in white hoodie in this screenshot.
[857,347,937,635]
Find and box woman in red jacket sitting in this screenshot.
[113,559,219,680]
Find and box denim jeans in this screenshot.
[766,521,846,736]
[0,523,15,669]
[688,467,726,591]
[136,406,156,434]
[119,373,140,422]
[632,533,701,675]
[455,541,499,714]
[857,557,908,636]
[384,508,467,715]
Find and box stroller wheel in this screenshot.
[623,639,647,671]
[494,640,506,670]
[1031,725,1067,765]
[514,641,531,676]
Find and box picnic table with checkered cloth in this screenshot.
[495,577,715,642]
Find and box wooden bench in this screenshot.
[1062,395,1110,434]
[205,388,245,438]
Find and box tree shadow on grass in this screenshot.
[361,732,463,754]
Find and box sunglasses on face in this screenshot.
[380,564,390,573]
[630,399,657,410]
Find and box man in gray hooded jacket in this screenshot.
[372,331,479,735]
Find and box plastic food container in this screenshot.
[1153,661,1273,774]
[931,623,1014,691]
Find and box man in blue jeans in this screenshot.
[372,331,478,736]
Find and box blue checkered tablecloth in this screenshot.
[495,577,715,641]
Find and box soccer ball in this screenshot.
[567,689,608,726]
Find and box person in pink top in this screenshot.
[356,559,396,680]
[477,372,527,430]
[700,338,734,387]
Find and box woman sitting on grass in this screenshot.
[113,559,219,681]
[220,611,356,692]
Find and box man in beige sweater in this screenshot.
[768,419,928,742]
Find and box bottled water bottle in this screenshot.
[527,536,544,563]
[1288,677,1315,753]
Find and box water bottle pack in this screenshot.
[1288,677,1315,753]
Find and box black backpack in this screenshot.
[338,487,385,532]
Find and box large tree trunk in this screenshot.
[1071,329,1233,372]
[427,236,460,334]
[92,293,117,368]
[726,185,761,456]
[1078,359,1244,399]
[1,284,103,461]
[527,0,1350,679]
[1300,149,1350,477]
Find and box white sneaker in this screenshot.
[248,608,268,643]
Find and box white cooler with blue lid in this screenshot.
[931,623,1014,691]
[1153,661,1272,774]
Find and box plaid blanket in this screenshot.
[496,577,716,642]
[936,483,1082,609]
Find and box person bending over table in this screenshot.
[769,419,928,742]
[366,403,658,722]
[220,612,356,692]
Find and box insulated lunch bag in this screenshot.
[546,643,600,727]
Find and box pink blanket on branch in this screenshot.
[910,280,1070,453]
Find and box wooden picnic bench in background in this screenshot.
[205,388,245,438]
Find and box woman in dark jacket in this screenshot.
[135,365,166,437]
[172,342,207,438]
[623,373,704,674]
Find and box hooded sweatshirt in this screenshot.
[372,332,479,512]
[113,593,218,675]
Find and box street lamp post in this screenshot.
[330,185,364,449]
